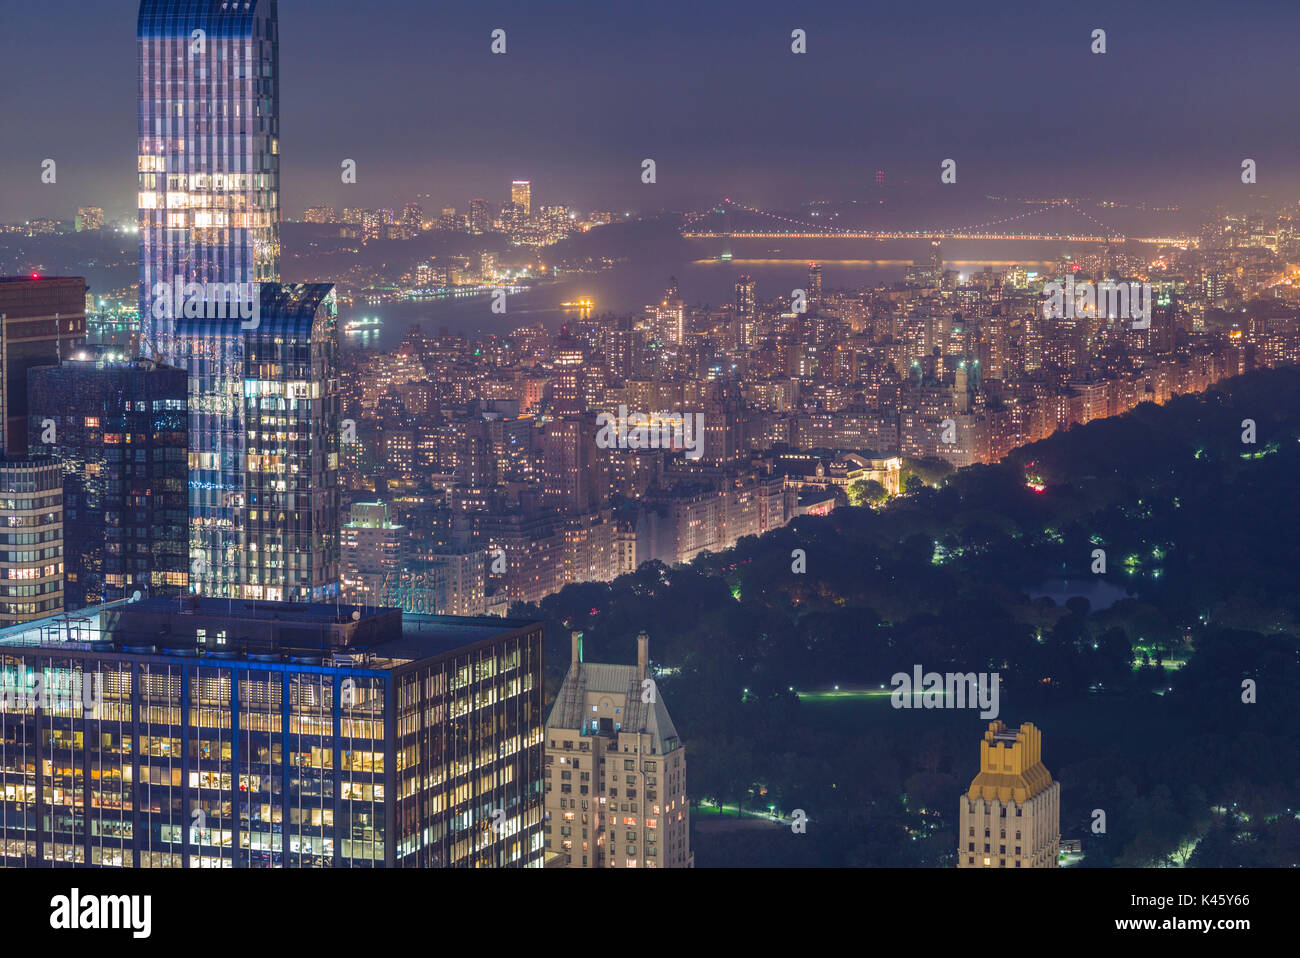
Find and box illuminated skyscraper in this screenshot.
[511,180,532,217]
[468,198,490,234]
[735,274,755,318]
[137,0,281,363]
[137,3,338,603]
[958,721,1060,868]
[0,277,85,626]
[178,283,340,602]
[649,278,685,346]
[807,263,822,315]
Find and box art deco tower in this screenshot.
[958,721,1060,868]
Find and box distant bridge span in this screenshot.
[680,230,1192,245]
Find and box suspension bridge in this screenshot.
[680,200,1193,246]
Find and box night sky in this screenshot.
[0,0,1296,221]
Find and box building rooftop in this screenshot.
[547,636,682,754]
[0,596,538,671]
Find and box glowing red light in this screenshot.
[30,273,39,280]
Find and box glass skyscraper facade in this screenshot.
[137,2,337,602]
[136,0,280,365]
[177,284,341,602]
[0,600,546,867]
[27,353,189,610]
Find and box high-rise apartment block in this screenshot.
[0,277,85,627]
[958,720,1060,868]
[0,458,63,626]
[178,283,340,602]
[138,3,339,603]
[341,501,408,602]
[544,632,691,868]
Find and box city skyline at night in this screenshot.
[0,4,1295,935]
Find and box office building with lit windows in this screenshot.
[544,631,691,868]
[0,599,545,867]
[958,720,1060,868]
[27,353,189,611]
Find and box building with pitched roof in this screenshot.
[543,631,691,867]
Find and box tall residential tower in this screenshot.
[137,0,281,364]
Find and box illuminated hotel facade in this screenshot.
[958,721,1060,868]
[0,599,545,867]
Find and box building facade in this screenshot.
[0,459,63,626]
[178,283,340,602]
[0,277,87,456]
[28,354,189,610]
[341,501,408,602]
[544,632,691,868]
[958,720,1060,869]
[137,0,281,364]
[0,599,545,867]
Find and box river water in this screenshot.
[339,237,1073,351]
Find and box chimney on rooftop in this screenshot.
[637,631,649,685]
[571,630,582,667]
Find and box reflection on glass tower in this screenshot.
[137,0,281,363]
[136,2,338,601]
[178,284,340,602]
[28,353,189,610]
